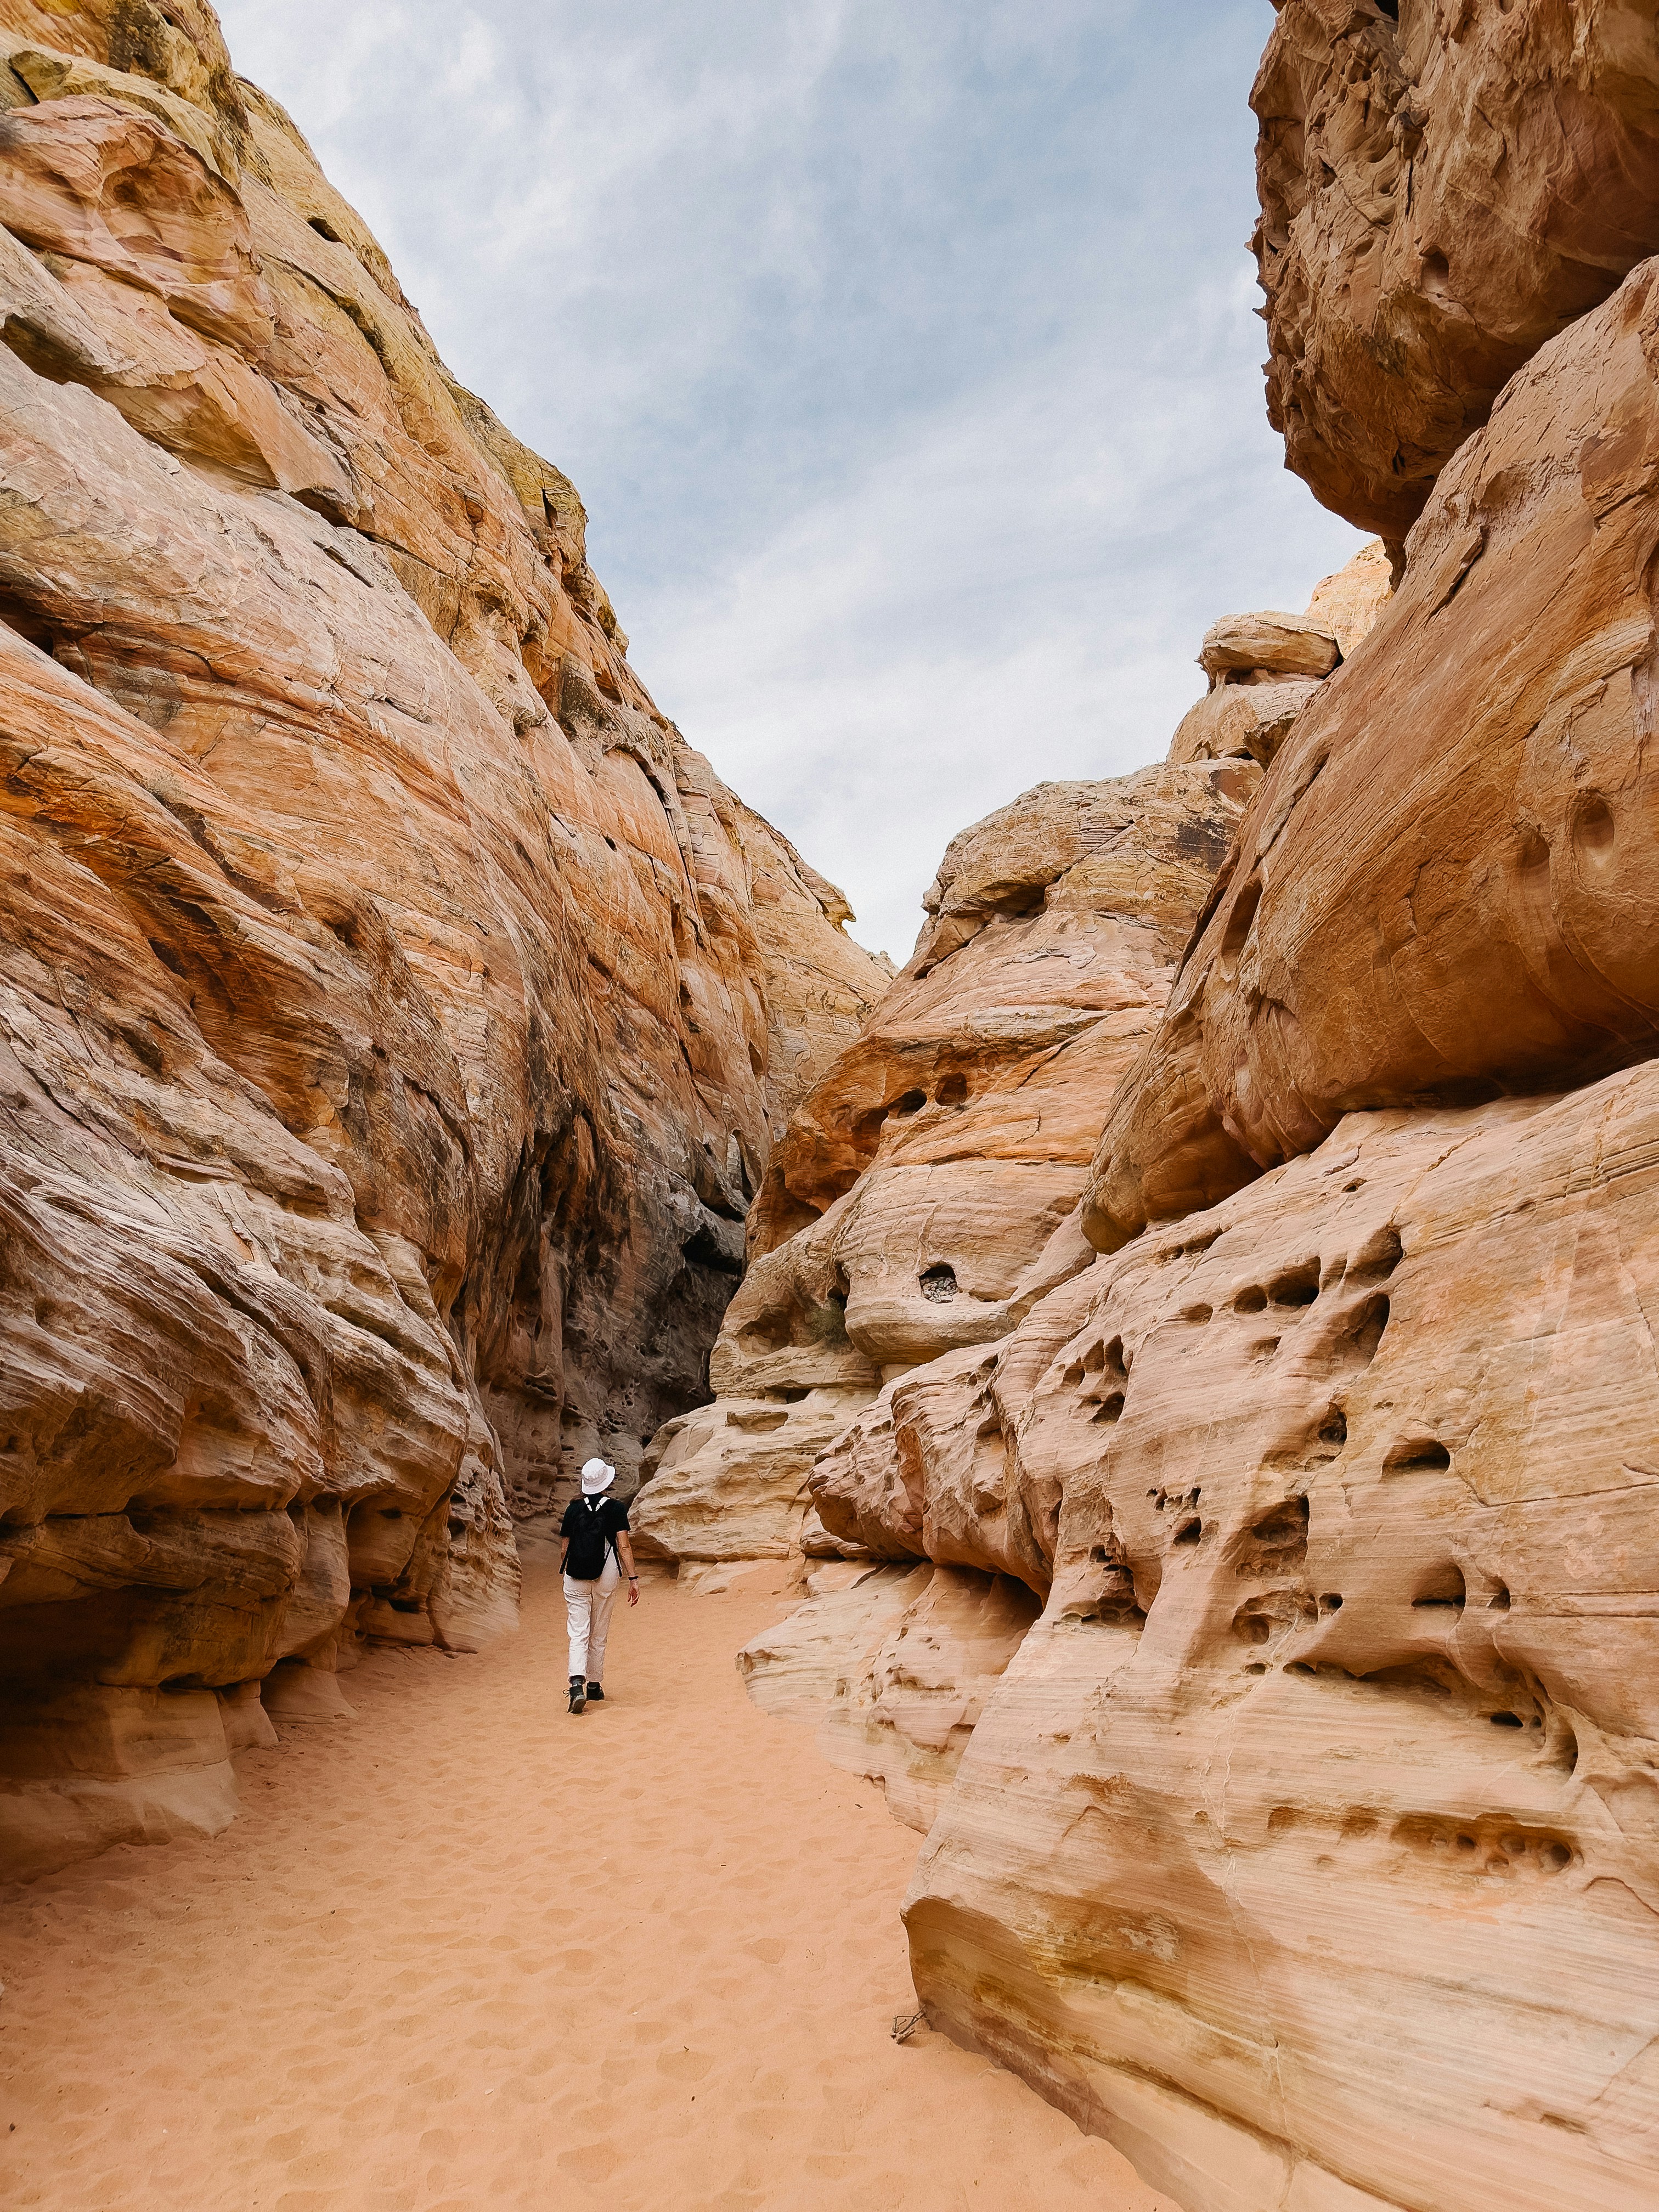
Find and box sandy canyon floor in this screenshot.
[0,1561,1169,2211]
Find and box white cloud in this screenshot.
[217,0,1366,957]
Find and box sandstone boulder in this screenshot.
[1254,0,1659,544]
[631,1388,878,1565]
[1197,608,1338,685]
[1165,678,1321,771]
[738,1561,1039,1833]
[1170,548,1386,771]
[1305,537,1393,658]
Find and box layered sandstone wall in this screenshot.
[0,1,888,1877]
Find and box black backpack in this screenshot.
[566,1497,619,1581]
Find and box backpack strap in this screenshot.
[588,1494,622,1574]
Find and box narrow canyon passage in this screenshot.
[0,1564,1167,2212]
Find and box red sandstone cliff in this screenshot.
[0,1,887,1876]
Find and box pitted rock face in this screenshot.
[633,758,1259,1571]
[1254,0,1659,545]
[0,5,887,1876]
[903,1071,1659,2212]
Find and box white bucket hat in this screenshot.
[580,1457,616,1495]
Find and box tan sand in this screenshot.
[0,1560,1171,2211]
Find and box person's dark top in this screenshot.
[560,1493,630,1581]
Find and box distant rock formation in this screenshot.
[635,750,1268,1573]
[0,4,887,1878]
[639,548,1384,1754]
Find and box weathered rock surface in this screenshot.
[739,1561,1039,1833]
[1254,0,1659,545]
[634,754,1261,1568]
[1305,537,1392,658]
[1086,255,1659,1254]
[748,758,1259,1256]
[905,1073,1659,2212]
[759,441,1659,2203]
[1169,548,1391,775]
[681,13,1659,2207]
[0,4,886,1876]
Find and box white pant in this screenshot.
[564,1554,622,1683]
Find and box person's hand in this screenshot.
[627,1579,640,1607]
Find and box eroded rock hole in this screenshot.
[1250,1497,1309,1554]
[890,1090,927,1117]
[1363,1662,1454,1699]
[1548,1719,1579,1775]
[1412,1563,1466,1610]
[919,1263,958,1304]
[1574,792,1616,867]
[742,1307,794,1352]
[1342,1293,1389,1366]
[1218,876,1262,980]
[936,1073,968,1107]
[1269,1263,1320,1308]
[1234,1285,1268,1314]
[1387,1438,1451,1474]
[1071,1336,1129,1418]
[1352,1224,1403,1281]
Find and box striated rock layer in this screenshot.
[0,3,887,1877]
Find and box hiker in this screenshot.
[559,1457,639,1715]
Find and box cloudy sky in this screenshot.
[216,0,1364,961]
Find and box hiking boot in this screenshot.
[568,1675,586,1715]
[585,1683,605,1702]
